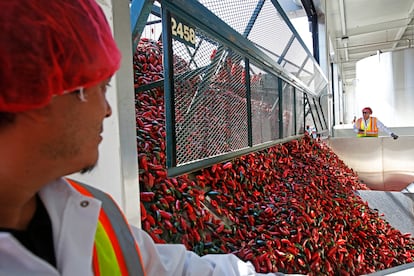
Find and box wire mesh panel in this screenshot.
[295,92,305,134]
[307,95,323,132]
[283,38,310,75]
[282,83,295,137]
[247,1,296,58]
[198,0,327,95]
[172,29,249,165]
[198,0,260,35]
[249,63,279,145]
[156,0,328,173]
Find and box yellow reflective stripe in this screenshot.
[359,118,363,129]
[94,220,122,276]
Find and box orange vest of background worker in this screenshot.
[353,107,399,139]
[355,116,378,137]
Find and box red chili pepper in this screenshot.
[158,210,172,220]
[210,49,217,60]
[191,228,201,242]
[187,208,196,221]
[180,217,187,231]
[146,214,155,226]
[216,224,224,233]
[143,220,151,231]
[175,200,181,211]
[153,228,163,235]
[223,162,232,170]
[139,155,148,171]
[327,246,336,257]
[304,247,311,261]
[140,191,155,202]
[164,219,173,230]
[147,173,155,189]
[140,202,147,220]
[297,257,305,267]
[164,195,175,203]
[336,238,347,245]
[266,256,272,271]
[155,170,167,178]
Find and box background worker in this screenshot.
[353,107,398,139]
[0,0,294,275]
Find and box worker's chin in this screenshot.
[79,163,97,174]
[78,153,99,174]
[79,160,97,174]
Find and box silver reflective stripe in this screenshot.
[74,181,145,276]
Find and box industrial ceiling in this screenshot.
[322,0,414,87]
[137,0,414,92]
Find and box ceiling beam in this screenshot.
[338,0,349,62]
[342,18,414,38]
[336,38,411,50]
[392,2,414,49]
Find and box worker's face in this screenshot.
[42,78,112,174]
[362,110,370,120]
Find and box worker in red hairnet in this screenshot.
[0,1,290,275]
[353,107,398,139]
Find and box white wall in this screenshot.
[355,48,414,127]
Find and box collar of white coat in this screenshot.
[39,178,102,215]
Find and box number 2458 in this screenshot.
[171,17,196,45]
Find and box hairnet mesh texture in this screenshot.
[0,0,121,112]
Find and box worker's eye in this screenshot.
[101,80,112,94]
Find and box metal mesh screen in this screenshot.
[157,0,328,171]
[296,93,305,133]
[197,0,327,95]
[249,63,279,145]
[282,83,295,136]
[247,2,293,55]
[198,0,260,35]
[173,30,249,165]
[308,96,323,132]
[298,58,313,81]
[283,38,309,74]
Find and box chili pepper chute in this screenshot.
[135,38,414,275]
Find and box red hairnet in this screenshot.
[362,107,373,114]
[0,0,121,112]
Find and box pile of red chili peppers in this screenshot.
[135,38,414,275]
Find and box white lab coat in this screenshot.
[0,178,290,276]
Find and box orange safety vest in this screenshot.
[356,117,378,137]
[67,178,146,276]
